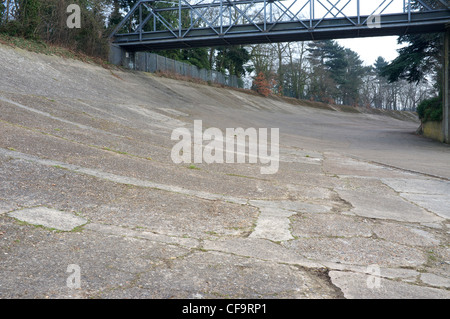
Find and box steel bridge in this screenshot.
[110,0,450,50]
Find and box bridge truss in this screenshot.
[110,0,450,51]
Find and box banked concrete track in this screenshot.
[0,44,449,299]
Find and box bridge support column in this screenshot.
[109,44,125,66]
[444,26,450,144]
[108,44,135,69]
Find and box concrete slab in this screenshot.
[420,273,450,289]
[335,179,443,223]
[117,251,341,299]
[249,207,296,241]
[203,238,325,269]
[248,200,332,241]
[323,153,416,179]
[399,193,450,220]
[290,213,374,239]
[329,271,450,299]
[372,222,441,247]
[382,178,450,195]
[284,237,427,267]
[249,200,332,214]
[381,178,450,219]
[8,207,87,231]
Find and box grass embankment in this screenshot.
[0,33,111,67]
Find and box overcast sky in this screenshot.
[336,35,406,67]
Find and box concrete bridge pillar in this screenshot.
[444,25,450,144]
[108,44,135,69]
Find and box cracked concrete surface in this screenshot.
[0,44,449,299]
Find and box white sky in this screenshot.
[337,36,407,66]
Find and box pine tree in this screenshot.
[381,33,442,85]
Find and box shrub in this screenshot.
[252,72,271,97]
[416,96,442,123]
